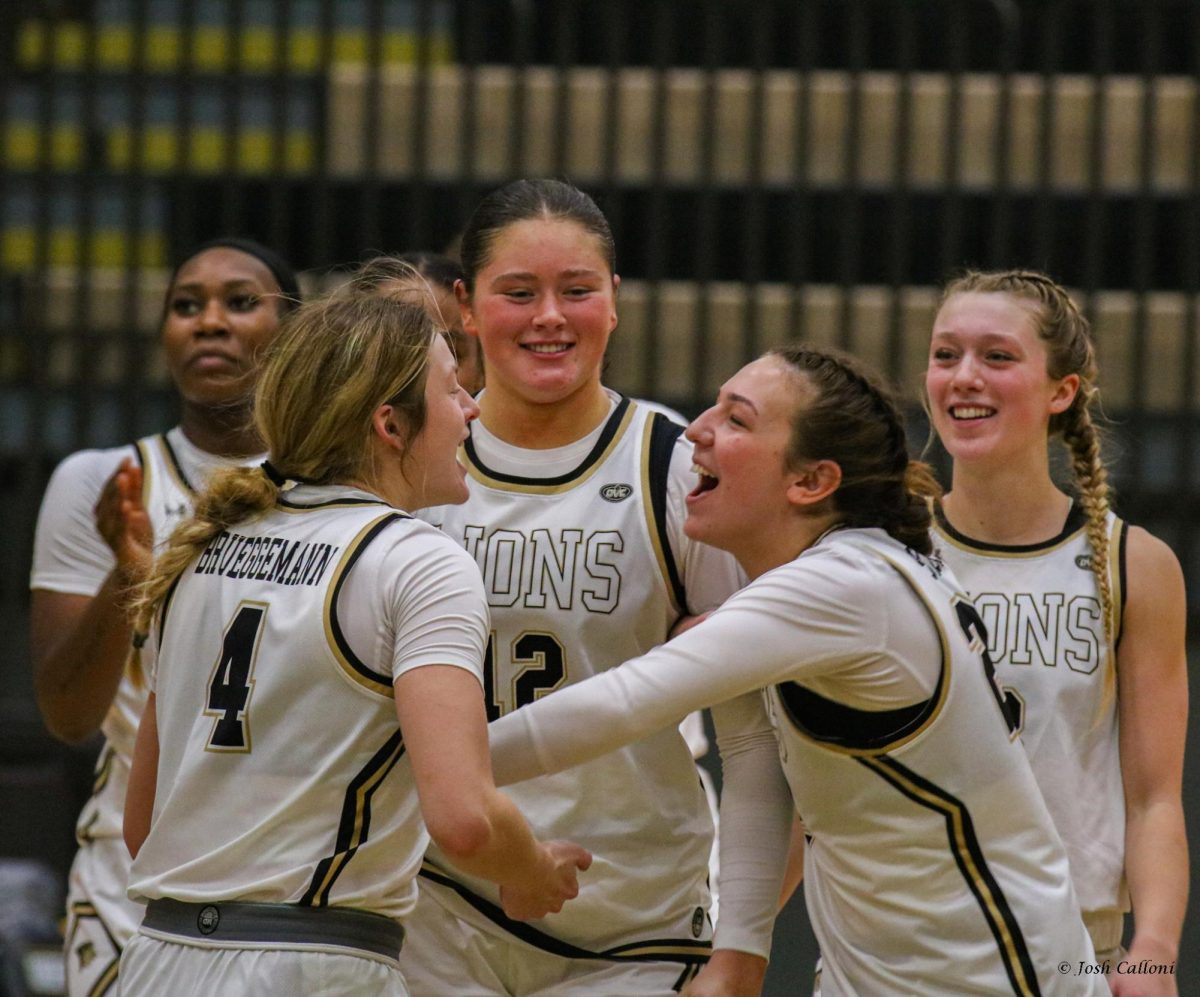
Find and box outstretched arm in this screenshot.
[33,459,152,742]
[1109,527,1188,997]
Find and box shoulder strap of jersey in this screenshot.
[1111,514,1129,647]
[646,410,689,614]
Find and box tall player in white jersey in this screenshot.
[29,238,301,996]
[396,179,779,997]
[486,344,1111,997]
[119,292,590,995]
[926,270,1188,994]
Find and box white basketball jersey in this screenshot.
[934,504,1128,916]
[767,531,1104,996]
[128,494,458,920]
[422,398,714,957]
[77,432,204,847]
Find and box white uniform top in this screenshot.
[489,528,1105,996]
[419,394,768,959]
[31,428,257,841]
[126,485,488,920]
[934,504,1129,918]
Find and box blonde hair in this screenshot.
[132,293,437,640]
[940,269,1116,700]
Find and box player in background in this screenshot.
[487,344,1109,997]
[119,293,589,994]
[29,238,301,996]
[926,270,1188,995]
[397,178,774,997]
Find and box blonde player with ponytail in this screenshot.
[118,294,589,995]
[927,270,1188,994]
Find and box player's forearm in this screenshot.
[434,789,549,887]
[1124,801,1188,960]
[34,571,138,743]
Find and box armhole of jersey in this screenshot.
[156,569,185,654]
[1112,517,1129,650]
[325,512,410,698]
[645,412,689,615]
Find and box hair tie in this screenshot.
[261,460,287,487]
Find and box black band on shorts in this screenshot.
[142,899,404,960]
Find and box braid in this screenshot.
[130,466,278,657]
[1059,394,1116,707]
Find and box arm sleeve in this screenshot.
[709,691,793,958]
[489,557,885,785]
[30,449,128,595]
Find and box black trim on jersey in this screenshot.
[774,676,942,752]
[1116,518,1129,645]
[327,512,409,689]
[861,756,1042,997]
[301,729,407,907]
[158,433,197,494]
[277,496,392,511]
[462,396,633,486]
[418,865,711,965]
[155,570,186,653]
[67,899,122,995]
[647,413,689,613]
[934,500,1087,554]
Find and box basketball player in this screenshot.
[30,238,301,996]
[487,345,1109,997]
[118,294,590,994]
[927,270,1188,995]
[397,179,777,996]
[339,252,484,396]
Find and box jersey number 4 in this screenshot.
[483,632,567,721]
[204,602,267,751]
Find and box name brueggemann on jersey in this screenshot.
[194,530,341,587]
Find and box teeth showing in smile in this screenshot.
[951,405,994,420]
[692,463,717,480]
[524,343,571,354]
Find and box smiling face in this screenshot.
[684,356,806,566]
[459,217,618,409]
[162,247,285,409]
[402,334,480,507]
[927,291,1080,468]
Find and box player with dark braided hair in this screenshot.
[927,270,1187,995]
[485,343,1106,996]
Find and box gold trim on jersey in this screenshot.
[302,730,406,907]
[461,401,638,495]
[780,550,952,757]
[134,438,154,507]
[67,900,121,996]
[860,756,1040,997]
[323,512,400,699]
[151,434,194,497]
[92,745,116,796]
[934,522,1088,559]
[639,416,684,617]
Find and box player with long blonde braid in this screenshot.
[927,269,1188,995]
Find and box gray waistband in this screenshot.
[143,899,404,959]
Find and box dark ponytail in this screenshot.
[771,344,940,555]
